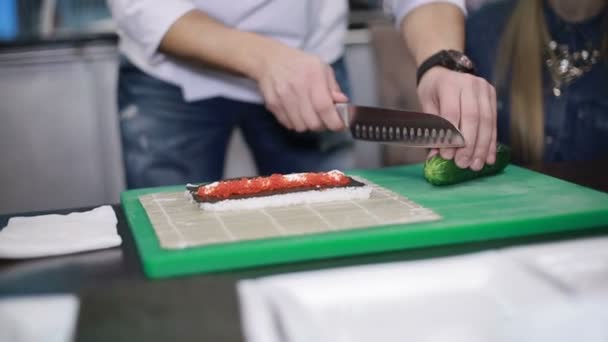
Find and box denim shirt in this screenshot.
[466,0,608,162]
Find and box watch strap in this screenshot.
[416,50,476,85]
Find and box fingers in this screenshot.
[297,81,324,131]
[278,83,307,132]
[267,79,307,132]
[293,61,341,132]
[325,66,349,103]
[259,52,344,132]
[487,85,498,165]
[437,85,461,161]
[487,124,497,165]
[309,66,345,131]
[454,83,479,169]
[260,80,293,129]
[310,89,344,131]
[427,148,439,160]
[469,81,493,171]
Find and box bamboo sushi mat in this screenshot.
[139,177,441,250]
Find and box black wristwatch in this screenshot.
[416,49,476,85]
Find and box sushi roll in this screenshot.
[187,170,371,211]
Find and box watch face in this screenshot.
[447,50,474,70]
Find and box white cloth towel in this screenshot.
[0,206,122,259]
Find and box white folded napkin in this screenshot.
[0,205,122,259]
[0,295,79,342]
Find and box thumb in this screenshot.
[332,90,348,103]
[325,66,348,103]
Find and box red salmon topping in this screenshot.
[197,171,350,200]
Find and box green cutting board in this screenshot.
[121,164,608,279]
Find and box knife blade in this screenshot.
[336,103,465,148]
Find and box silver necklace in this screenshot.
[545,40,601,97]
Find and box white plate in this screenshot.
[238,252,565,342]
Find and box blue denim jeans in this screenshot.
[118,58,354,189]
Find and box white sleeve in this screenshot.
[385,0,467,28]
[107,0,196,58]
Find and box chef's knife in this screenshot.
[336,103,465,148]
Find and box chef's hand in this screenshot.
[417,67,497,171]
[253,44,348,132]
[156,10,347,133]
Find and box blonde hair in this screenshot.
[494,0,546,163]
[495,0,608,164]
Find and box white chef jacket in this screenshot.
[108,0,465,103]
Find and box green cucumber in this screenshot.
[423,143,511,186]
